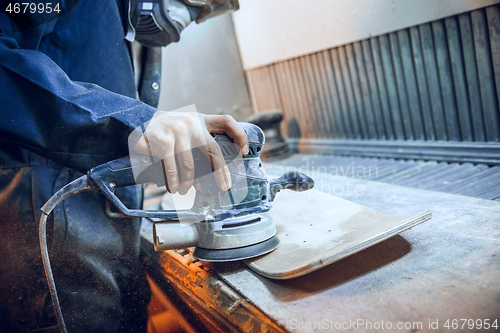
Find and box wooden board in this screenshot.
[244,189,431,279]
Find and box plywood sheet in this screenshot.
[245,189,431,279]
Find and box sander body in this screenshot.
[46,123,314,261]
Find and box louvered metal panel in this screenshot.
[246,5,500,144]
[265,155,500,201]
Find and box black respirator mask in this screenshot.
[126,0,239,48]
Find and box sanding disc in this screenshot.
[193,235,280,262]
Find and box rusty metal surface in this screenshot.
[142,226,286,333]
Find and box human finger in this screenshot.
[203,134,231,191]
[175,141,195,195]
[160,145,179,194]
[204,115,249,155]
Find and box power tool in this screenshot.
[39,122,313,332]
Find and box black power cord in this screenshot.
[39,175,92,333]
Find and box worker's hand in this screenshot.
[132,111,249,195]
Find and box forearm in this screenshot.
[0,44,155,172]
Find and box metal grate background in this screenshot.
[265,155,500,201]
[246,5,500,143]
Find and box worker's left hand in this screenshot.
[132,111,249,195]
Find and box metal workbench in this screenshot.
[142,154,500,333]
[141,3,500,330]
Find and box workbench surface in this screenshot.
[144,155,500,332]
[212,169,500,332]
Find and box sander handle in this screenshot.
[88,155,206,220]
[87,122,266,220]
[269,171,314,201]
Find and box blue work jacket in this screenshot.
[0,1,157,331]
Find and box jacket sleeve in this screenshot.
[0,15,156,173]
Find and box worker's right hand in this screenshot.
[131,110,249,195]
